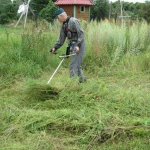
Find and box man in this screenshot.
[50,8,86,83]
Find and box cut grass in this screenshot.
[0,68,150,149]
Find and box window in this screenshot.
[80,6,85,13]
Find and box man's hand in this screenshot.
[75,46,79,54]
[50,48,56,54]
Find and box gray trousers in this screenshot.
[70,40,86,81]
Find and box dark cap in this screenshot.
[56,8,65,16]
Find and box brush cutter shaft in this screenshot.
[47,53,76,84]
[47,58,65,84]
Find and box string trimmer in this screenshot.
[47,53,76,84]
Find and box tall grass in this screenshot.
[1,20,149,81]
[84,20,150,72]
[0,26,60,85]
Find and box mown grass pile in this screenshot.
[0,20,150,149]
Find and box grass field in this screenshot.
[0,20,150,150]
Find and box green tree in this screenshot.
[39,0,57,23]
[91,0,109,21]
[112,1,120,14]
[0,0,10,4]
[139,1,150,23]
[111,1,144,20]
[0,0,11,12]
[0,0,18,24]
[30,0,49,13]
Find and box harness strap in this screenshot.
[63,16,71,36]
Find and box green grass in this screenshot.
[0,69,150,150]
[0,20,150,149]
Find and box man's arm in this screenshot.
[53,26,66,50]
[74,19,84,48]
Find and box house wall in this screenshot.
[59,6,74,17]
[76,5,89,21]
[57,5,90,21]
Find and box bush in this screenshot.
[0,13,10,24]
[39,1,57,23]
[0,3,17,24]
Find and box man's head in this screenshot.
[56,8,68,22]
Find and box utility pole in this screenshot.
[120,0,123,23]
[109,1,112,20]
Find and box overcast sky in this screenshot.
[110,0,146,3]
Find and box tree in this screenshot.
[0,0,10,4]
[91,0,109,21]
[39,0,57,23]
[0,0,18,24]
[139,1,150,23]
[30,0,49,13]
[111,1,147,21]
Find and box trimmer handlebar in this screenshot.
[59,53,76,59]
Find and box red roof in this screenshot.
[55,0,94,6]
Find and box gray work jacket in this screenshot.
[54,17,84,50]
